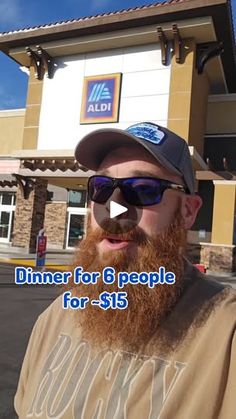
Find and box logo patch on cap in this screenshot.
[126,122,166,145]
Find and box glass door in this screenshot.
[0,210,15,243]
[66,209,87,248]
[0,193,16,243]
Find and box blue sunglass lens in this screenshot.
[88,177,113,203]
[88,176,163,205]
[122,178,162,205]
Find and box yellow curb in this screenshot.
[0,257,69,271]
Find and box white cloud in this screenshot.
[19,66,30,76]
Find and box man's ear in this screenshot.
[180,194,202,229]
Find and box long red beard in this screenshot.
[66,212,187,353]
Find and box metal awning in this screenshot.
[0,152,95,190]
[12,146,208,170]
[0,174,18,191]
[16,157,95,188]
[2,148,236,185]
[11,149,89,173]
[17,158,92,177]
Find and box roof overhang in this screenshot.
[10,149,93,187]
[8,17,227,92]
[10,145,208,175]
[0,0,235,92]
[6,17,218,64]
[0,153,94,189]
[196,170,236,180]
[0,174,18,191]
[0,149,234,186]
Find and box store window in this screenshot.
[68,190,87,207]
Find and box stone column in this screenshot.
[12,179,48,252]
[44,202,68,249]
[200,244,236,274]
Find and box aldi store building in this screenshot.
[0,0,236,272]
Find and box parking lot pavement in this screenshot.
[0,263,58,419]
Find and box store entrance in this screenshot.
[0,193,16,243]
[66,209,87,248]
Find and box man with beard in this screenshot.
[15,122,236,419]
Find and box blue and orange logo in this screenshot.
[80,73,122,124]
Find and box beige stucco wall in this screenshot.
[211,182,236,245]
[23,66,43,149]
[206,96,236,134]
[167,38,209,157]
[0,109,25,155]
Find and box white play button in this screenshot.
[110,201,128,219]
[93,198,142,233]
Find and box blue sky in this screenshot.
[0,0,236,110]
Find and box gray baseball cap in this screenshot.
[75,122,195,194]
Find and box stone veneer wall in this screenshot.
[12,179,47,252]
[200,244,236,274]
[187,242,236,273]
[44,202,67,249]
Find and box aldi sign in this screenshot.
[80,73,122,124]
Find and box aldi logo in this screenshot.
[80,73,122,124]
[88,83,112,102]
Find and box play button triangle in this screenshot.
[110,201,128,219]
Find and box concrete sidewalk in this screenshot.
[0,245,73,269]
[0,245,235,281]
